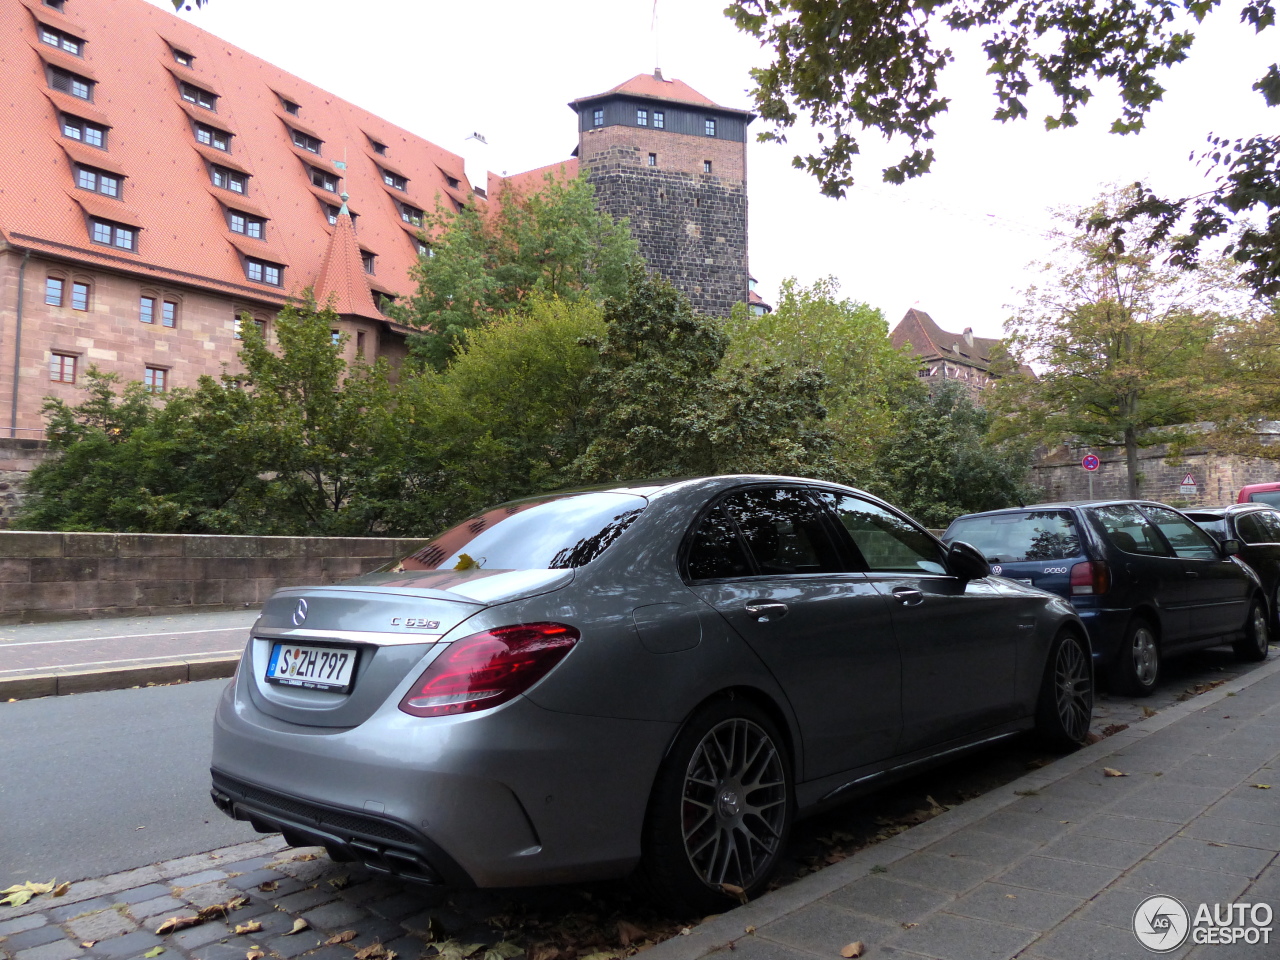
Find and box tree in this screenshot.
[726,0,1280,295]
[394,172,640,369]
[572,266,836,481]
[991,190,1241,498]
[722,277,921,476]
[869,382,1039,528]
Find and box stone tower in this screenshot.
[571,71,754,317]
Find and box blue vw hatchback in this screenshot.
[944,501,1268,695]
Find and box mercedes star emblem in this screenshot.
[292,598,309,626]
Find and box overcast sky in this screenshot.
[153,0,1276,340]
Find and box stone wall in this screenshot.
[1030,438,1280,508]
[0,531,428,624]
[0,437,52,527]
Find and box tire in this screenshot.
[1035,630,1094,750]
[1108,617,1160,697]
[1233,597,1270,662]
[638,697,793,915]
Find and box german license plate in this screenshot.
[266,643,357,692]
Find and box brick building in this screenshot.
[890,307,1003,398]
[0,0,757,439]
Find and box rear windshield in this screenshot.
[393,492,646,572]
[1248,491,1280,507]
[945,510,1081,563]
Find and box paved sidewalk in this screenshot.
[2,657,1277,960]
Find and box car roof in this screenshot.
[948,499,1158,522]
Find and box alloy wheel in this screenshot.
[681,717,787,890]
[1054,636,1092,742]
[1252,603,1269,655]
[1131,627,1158,688]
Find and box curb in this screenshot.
[0,655,237,701]
[644,652,1280,960]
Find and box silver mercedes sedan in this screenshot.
[211,476,1091,910]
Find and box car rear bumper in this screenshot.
[1073,606,1131,663]
[210,675,676,888]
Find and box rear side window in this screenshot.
[1234,513,1267,544]
[686,506,752,580]
[945,510,1080,563]
[393,492,645,571]
[1141,505,1220,560]
[1258,511,1280,542]
[1091,505,1172,557]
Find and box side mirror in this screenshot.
[947,540,991,582]
[1221,538,1242,557]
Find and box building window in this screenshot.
[75,166,120,198]
[330,330,341,345]
[179,82,217,111]
[70,281,89,311]
[356,331,366,355]
[172,49,194,67]
[234,316,267,340]
[211,165,246,194]
[228,211,265,238]
[361,251,375,274]
[90,218,136,251]
[45,277,64,306]
[400,202,423,226]
[653,111,664,129]
[703,160,712,174]
[161,300,177,328]
[280,97,300,115]
[637,109,648,126]
[705,118,717,137]
[245,258,282,286]
[291,129,322,154]
[144,366,167,393]
[311,167,338,192]
[647,153,657,166]
[50,352,77,383]
[592,108,604,127]
[414,239,431,256]
[62,115,106,148]
[43,0,66,10]
[40,26,83,56]
[48,66,93,101]
[195,124,229,151]
[368,137,387,155]
[445,176,460,189]
[140,295,155,323]
[381,170,406,191]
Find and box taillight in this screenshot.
[398,622,579,718]
[1070,561,1110,596]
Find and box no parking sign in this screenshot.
[1082,454,1100,471]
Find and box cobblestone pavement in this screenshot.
[2,653,1277,960]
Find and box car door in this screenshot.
[683,485,902,781]
[1088,504,1191,644]
[814,491,1022,755]
[1141,504,1251,639]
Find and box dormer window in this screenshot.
[172,49,194,67]
[211,165,246,194]
[280,96,300,115]
[90,218,136,251]
[195,124,229,151]
[41,26,83,56]
[368,137,387,155]
[62,114,106,148]
[229,211,265,239]
[291,130,322,154]
[311,167,338,192]
[43,0,65,10]
[361,251,375,275]
[48,66,93,101]
[400,202,423,226]
[180,82,217,111]
[382,170,406,191]
[245,258,282,286]
[414,239,431,256]
[76,165,120,198]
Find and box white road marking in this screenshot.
[0,626,250,648]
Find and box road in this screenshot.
[0,679,260,887]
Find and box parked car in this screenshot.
[211,476,1092,909]
[944,500,1268,697]
[1238,482,1280,506]
[1184,504,1280,631]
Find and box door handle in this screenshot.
[744,601,789,623]
[891,587,924,606]
[1186,571,1200,578]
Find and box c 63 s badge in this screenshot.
[391,617,441,629]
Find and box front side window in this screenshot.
[70,281,89,311]
[592,108,603,127]
[49,66,93,100]
[818,492,946,574]
[62,115,106,148]
[653,110,665,129]
[144,366,167,393]
[393,492,647,572]
[945,510,1081,563]
[1090,505,1173,557]
[76,166,119,198]
[719,487,842,576]
[195,125,229,151]
[1141,505,1221,560]
[704,117,717,137]
[50,352,76,383]
[637,108,648,126]
[180,83,216,111]
[45,277,64,306]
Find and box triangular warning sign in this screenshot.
[1181,473,1196,485]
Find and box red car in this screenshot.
[1238,483,1280,507]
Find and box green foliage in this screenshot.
[723,277,921,476]
[572,266,836,481]
[868,383,1039,529]
[728,1,1280,296]
[394,172,640,369]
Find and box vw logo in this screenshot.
[291,598,309,626]
[991,564,1003,575]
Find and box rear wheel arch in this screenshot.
[663,686,801,783]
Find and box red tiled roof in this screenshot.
[314,209,381,321]
[19,0,86,37]
[0,0,475,306]
[31,40,97,78]
[57,136,126,175]
[499,159,579,199]
[890,307,1001,370]
[575,72,719,108]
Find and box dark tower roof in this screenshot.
[570,70,755,118]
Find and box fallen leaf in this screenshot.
[1100,723,1129,738]
[325,932,357,945]
[247,951,265,960]
[327,876,350,890]
[428,942,478,960]
[1103,768,1127,778]
[617,921,647,946]
[155,916,203,936]
[840,942,865,958]
[144,949,165,958]
[257,881,278,893]
[719,882,748,905]
[53,883,71,898]
[1005,894,1018,899]
[1253,784,1272,789]
[899,923,917,930]
[80,942,97,948]
[197,898,248,921]
[578,953,621,960]
[293,853,319,862]
[678,927,693,936]
[235,922,264,936]
[0,881,56,908]
[284,918,309,936]
[744,926,756,935]
[1141,706,1158,718]
[1014,789,1039,797]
